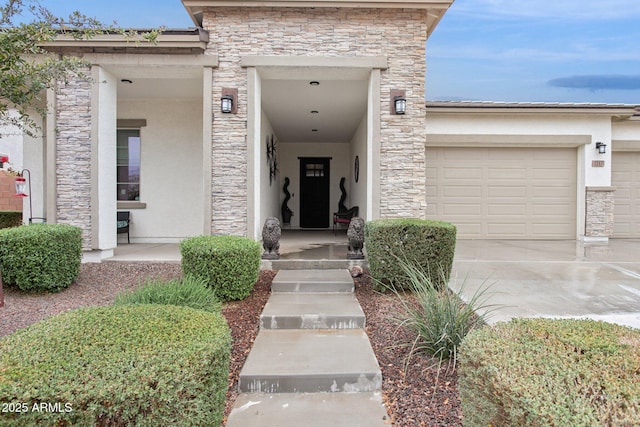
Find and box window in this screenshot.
[305,163,325,177]
[117,130,141,201]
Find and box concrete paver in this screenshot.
[226,393,389,427]
[238,329,382,393]
[260,292,365,329]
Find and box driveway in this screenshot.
[450,239,640,329]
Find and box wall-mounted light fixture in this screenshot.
[595,142,607,154]
[221,88,238,114]
[390,89,406,115]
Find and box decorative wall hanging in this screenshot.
[354,155,360,183]
[267,134,278,186]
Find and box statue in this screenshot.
[261,217,281,260]
[338,177,348,212]
[281,177,293,225]
[347,217,365,260]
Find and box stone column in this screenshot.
[55,73,93,250]
[585,187,615,239]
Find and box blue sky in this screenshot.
[42,0,640,105]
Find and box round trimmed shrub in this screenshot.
[365,218,456,291]
[180,235,261,301]
[0,223,82,292]
[459,318,640,427]
[0,305,231,427]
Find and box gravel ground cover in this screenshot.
[0,263,462,426]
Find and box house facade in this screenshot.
[5,0,640,260]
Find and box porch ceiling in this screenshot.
[262,77,368,144]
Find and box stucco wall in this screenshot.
[350,114,368,221]
[117,98,204,242]
[204,7,429,234]
[260,111,281,227]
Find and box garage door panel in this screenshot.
[427,147,576,239]
[487,223,527,236]
[487,205,526,215]
[444,168,482,179]
[443,205,482,215]
[444,187,481,197]
[488,187,527,197]
[487,168,527,180]
[613,152,640,237]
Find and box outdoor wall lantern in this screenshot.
[390,89,406,115]
[220,88,238,114]
[596,142,607,154]
[394,96,407,115]
[221,95,233,113]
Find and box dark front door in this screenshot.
[299,157,330,228]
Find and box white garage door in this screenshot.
[426,147,577,239]
[612,151,640,237]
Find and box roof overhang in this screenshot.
[182,0,454,36]
[425,101,639,120]
[43,28,209,54]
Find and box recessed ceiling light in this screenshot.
[309,81,320,86]
[121,79,133,84]
[311,110,319,114]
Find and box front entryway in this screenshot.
[299,157,331,228]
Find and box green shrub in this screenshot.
[180,235,261,301]
[0,305,231,427]
[365,218,456,291]
[0,211,22,229]
[0,223,82,292]
[459,318,640,427]
[114,274,222,313]
[383,259,495,363]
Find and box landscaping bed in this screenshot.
[0,262,460,426]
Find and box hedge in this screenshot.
[0,211,22,229]
[365,218,456,291]
[180,235,261,301]
[0,305,231,427]
[0,223,82,292]
[459,318,640,427]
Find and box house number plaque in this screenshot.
[592,160,605,168]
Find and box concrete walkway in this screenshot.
[225,269,389,427]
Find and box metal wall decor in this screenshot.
[267,134,278,185]
[354,155,360,183]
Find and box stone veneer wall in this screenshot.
[55,75,93,249]
[585,187,615,238]
[203,7,428,234]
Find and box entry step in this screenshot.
[260,293,365,329]
[238,329,382,393]
[271,269,354,293]
[226,392,389,427]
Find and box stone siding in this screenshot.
[55,75,93,249]
[585,187,615,238]
[203,7,429,234]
